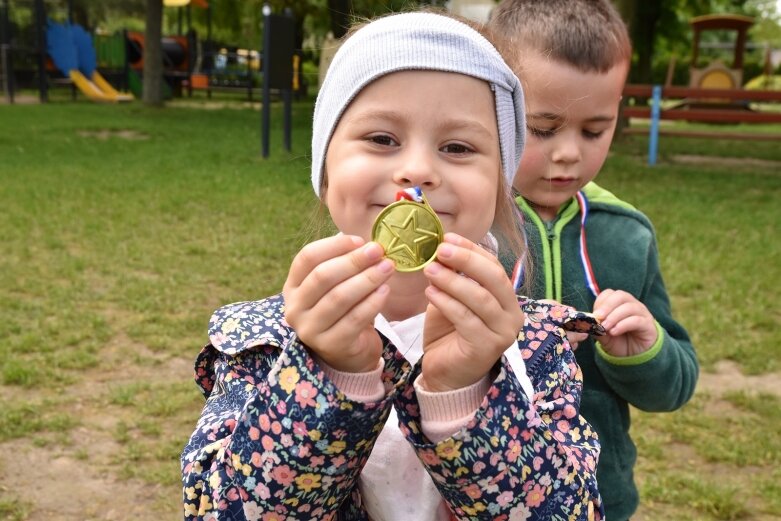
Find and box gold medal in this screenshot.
[371,192,444,272]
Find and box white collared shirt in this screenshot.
[358,313,534,520]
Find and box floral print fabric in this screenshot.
[182,294,604,520]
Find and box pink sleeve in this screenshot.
[318,357,386,402]
[414,375,491,443]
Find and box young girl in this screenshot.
[182,12,604,521]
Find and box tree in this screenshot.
[143,0,164,106]
[615,0,762,84]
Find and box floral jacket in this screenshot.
[181,294,605,521]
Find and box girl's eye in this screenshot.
[366,134,398,147]
[583,129,605,140]
[441,143,472,154]
[527,126,557,139]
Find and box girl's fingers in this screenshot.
[426,235,520,323]
[425,284,496,345]
[285,235,365,289]
[424,261,506,335]
[289,240,387,311]
[442,232,500,264]
[438,235,514,301]
[307,257,395,330]
[318,283,391,348]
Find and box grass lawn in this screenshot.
[0,96,779,520]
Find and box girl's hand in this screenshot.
[421,233,524,392]
[593,289,658,357]
[283,235,395,373]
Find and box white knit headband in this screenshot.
[311,12,526,197]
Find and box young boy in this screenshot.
[488,1,699,520]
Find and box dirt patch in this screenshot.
[0,94,40,105]
[77,129,149,141]
[0,437,173,521]
[671,154,781,170]
[697,360,781,398]
[0,333,190,520]
[168,99,261,111]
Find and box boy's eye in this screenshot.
[366,134,398,146]
[527,126,557,139]
[583,129,605,140]
[441,143,472,154]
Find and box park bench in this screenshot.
[621,83,781,164]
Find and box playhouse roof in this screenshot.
[690,14,754,32]
[163,0,209,8]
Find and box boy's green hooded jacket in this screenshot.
[512,182,699,521]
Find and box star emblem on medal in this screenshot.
[371,188,444,272]
[384,208,439,266]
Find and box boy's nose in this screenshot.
[392,148,441,189]
[550,138,581,164]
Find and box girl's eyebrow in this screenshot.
[346,110,495,139]
[345,109,403,125]
[436,119,494,139]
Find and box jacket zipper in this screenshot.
[518,198,579,302]
[544,221,558,299]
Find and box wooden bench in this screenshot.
[621,84,781,164]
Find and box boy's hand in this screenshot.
[537,299,588,350]
[565,331,589,351]
[421,233,524,392]
[283,235,395,373]
[593,289,658,357]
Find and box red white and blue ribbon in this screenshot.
[511,205,527,292]
[575,190,600,297]
[511,257,525,292]
[396,186,424,203]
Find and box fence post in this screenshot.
[648,84,662,166]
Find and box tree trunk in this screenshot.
[327,0,352,39]
[632,0,662,84]
[143,0,164,106]
[612,0,635,139]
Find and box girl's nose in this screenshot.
[392,147,442,189]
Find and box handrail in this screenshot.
[621,83,781,165]
[624,83,781,102]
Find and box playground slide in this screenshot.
[47,20,133,103]
[68,70,132,102]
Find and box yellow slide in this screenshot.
[69,70,134,102]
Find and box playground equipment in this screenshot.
[46,20,131,102]
[1,0,134,103]
[622,13,781,164]
[689,14,755,92]
[1,0,304,105]
[122,29,195,98]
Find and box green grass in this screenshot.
[602,132,781,374]
[0,98,779,520]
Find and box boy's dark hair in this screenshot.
[488,0,631,73]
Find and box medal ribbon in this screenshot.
[395,186,424,203]
[511,205,526,292]
[575,190,600,297]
